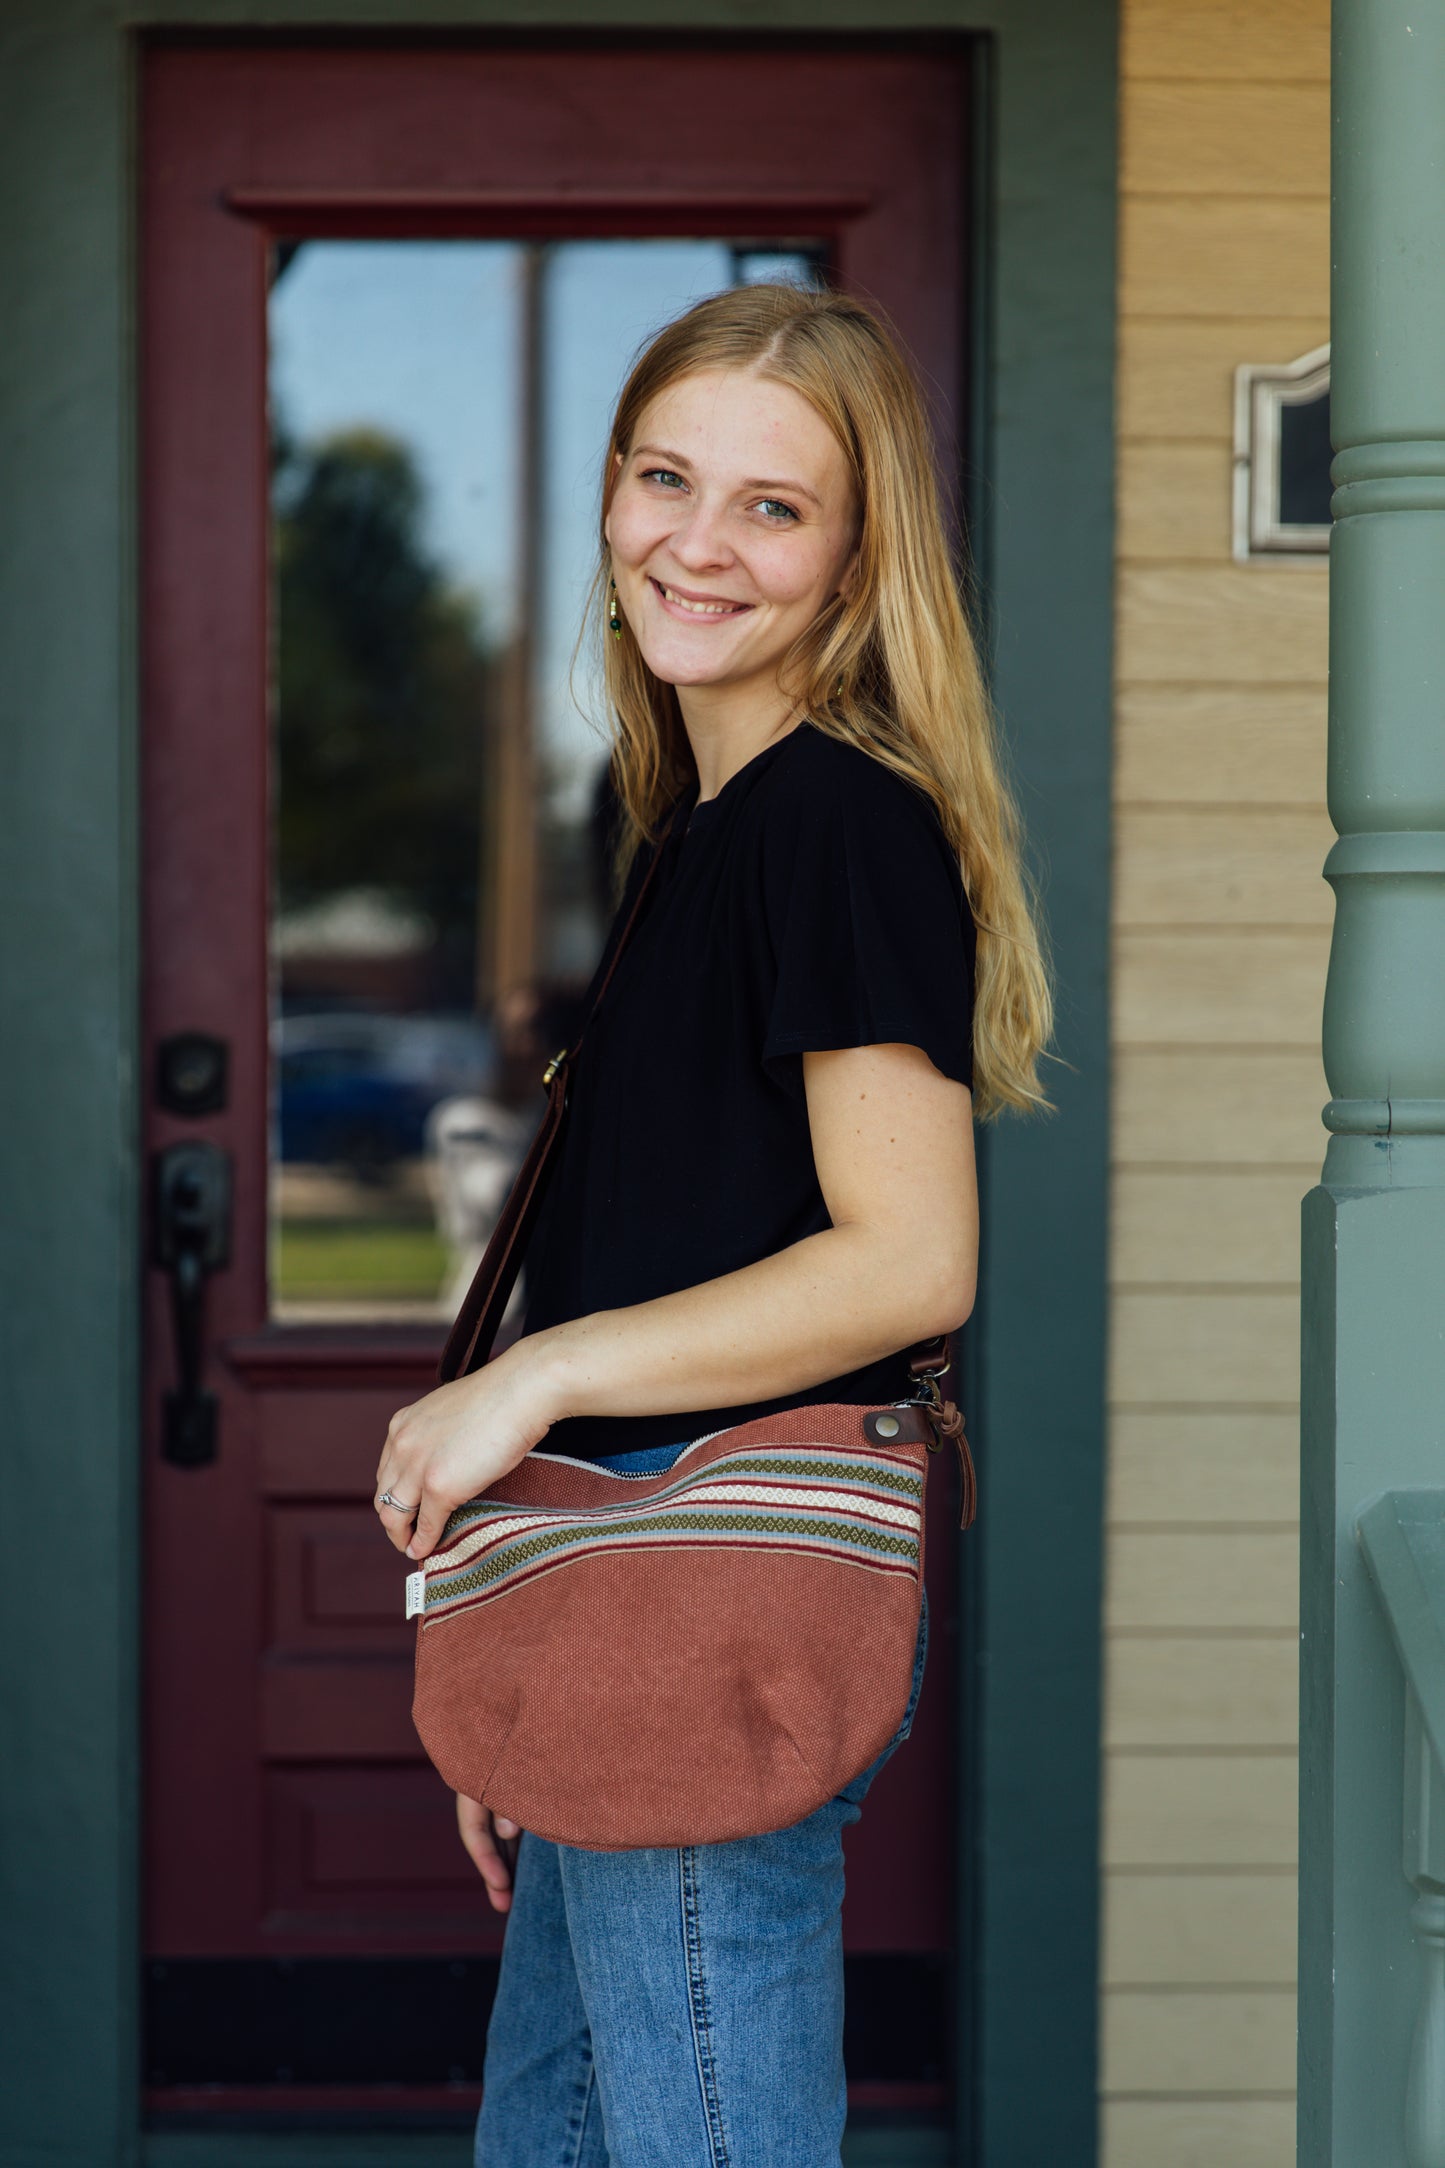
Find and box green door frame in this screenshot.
[0,6,1115,2165]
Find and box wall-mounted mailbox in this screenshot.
[1233,341,1331,560]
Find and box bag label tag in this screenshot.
[405,1570,426,1621]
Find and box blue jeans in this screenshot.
[475,1436,931,2168]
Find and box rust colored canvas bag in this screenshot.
[406,816,976,1851]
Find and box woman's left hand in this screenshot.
[374,1345,560,1561]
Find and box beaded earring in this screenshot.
[608,579,623,640]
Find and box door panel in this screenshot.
[141,34,970,2103]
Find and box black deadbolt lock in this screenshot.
[156,1031,229,1118]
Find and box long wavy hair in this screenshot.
[589,281,1053,1121]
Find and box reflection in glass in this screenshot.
[267,240,822,1321]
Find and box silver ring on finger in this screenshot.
[378,1490,416,1515]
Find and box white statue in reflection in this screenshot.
[425,1095,531,1323]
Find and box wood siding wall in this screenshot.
[1103,4,1330,2162]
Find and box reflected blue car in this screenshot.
[277,1014,495,1175]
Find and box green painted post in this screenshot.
[1299,1,1445,2159]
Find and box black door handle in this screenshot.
[152,1140,232,1466]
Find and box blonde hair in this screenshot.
[591,282,1053,1121]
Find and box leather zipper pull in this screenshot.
[924,1397,977,1530]
[953,1424,977,1530]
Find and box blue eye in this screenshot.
[641,468,687,491]
[758,499,800,523]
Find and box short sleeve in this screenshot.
[759,753,976,1093]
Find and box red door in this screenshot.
[141,37,971,2123]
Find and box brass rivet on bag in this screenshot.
[874,1413,901,1439]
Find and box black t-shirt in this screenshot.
[518,720,977,1460]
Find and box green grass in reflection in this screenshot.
[276,1217,449,1301]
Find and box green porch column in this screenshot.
[1299,0,1445,2160]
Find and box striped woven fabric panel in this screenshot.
[418,1447,924,1624]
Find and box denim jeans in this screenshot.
[474,1435,931,2168]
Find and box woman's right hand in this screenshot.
[456,1792,522,1914]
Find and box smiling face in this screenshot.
[604,367,859,715]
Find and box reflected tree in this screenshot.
[273,426,491,1006]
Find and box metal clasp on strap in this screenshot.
[541,1048,568,1088]
[906,1337,959,1454]
[908,1365,947,1448]
[911,1363,973,1528]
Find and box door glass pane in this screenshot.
[267,238,823,1322]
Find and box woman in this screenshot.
[375,281,1051,2167]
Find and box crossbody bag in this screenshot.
[405,804,976,1849]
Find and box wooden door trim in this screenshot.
[224,185,872,227]
[223,1329,447,1389]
